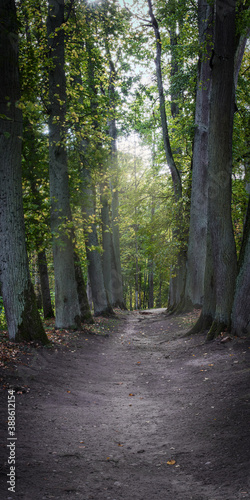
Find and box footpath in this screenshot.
[1,309,250,500]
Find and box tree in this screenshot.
[194,0,247,339]
[104,39,126,309]
[147,0,187,312]
[47,0,81,328]
[0,0,48,343]
[147,0,182,199]
[81,162,113,316]
[73,249,93,323]
[184,0,213,309]
[37,249,55,319]
[68,4,114,317]
[231,196,250,336]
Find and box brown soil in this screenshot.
[1,309,250,500]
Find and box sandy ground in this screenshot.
[1,309,250,500]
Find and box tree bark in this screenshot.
[205,0,238,339]
[47,0,81,329]
[148,0,188,313]
[81,165,113,316]
[0,0,48,343]
[73,250,93,323]
[148,262,154,309]
[147,0,182,200]
[75,32,113,317]
[109,128,126,309]
[231,197,250,336]
[107,56,126,309]
[184,0,213,309]
[100,183,113,304]
[37,249,55,319]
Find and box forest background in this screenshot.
[0,0,249,344]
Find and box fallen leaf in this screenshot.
[167,460,176,465]
[221,336,232,343]
[129,393,135,396]
[67,390,71,393]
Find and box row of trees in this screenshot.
[119,0,250,339]
[0,0,249,342]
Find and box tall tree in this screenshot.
[147,0,182,199]
[147,0,187,312]
[71,11,113,317]
[47,0,81,328]
[81,162,113,316]
[200,0,238,339]
[0,0,48,343]
[184,0,213,308]
[106,55,126,309]
[231,196,250,336]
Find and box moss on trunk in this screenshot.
[206,321,227,342]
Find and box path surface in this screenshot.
[1,309,250,499]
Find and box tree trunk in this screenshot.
[87,274,93,311]
[147,0,182,199]
[129,285,133,311]
[110,145,126,309]
[0,0,48,343]
[75,33,113,317]
[107,57,126,309]
[148,0,187,312]
[81,166,113,316]
[73,250,93,323]
[188,4,249,336]
[135,231,139,310]
[47,0,81,329]
[231,198,250,336]
[184,0,213,309]
[100,184,113,304]
[156,274,162,308]
[148,262,154,309]
[31,254,43,310]
[168,252,187,312]
[37,250,55,319]
[205,0,238,339]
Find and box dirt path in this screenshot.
[1,309,250,500]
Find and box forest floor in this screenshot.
[1,308,250,500]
